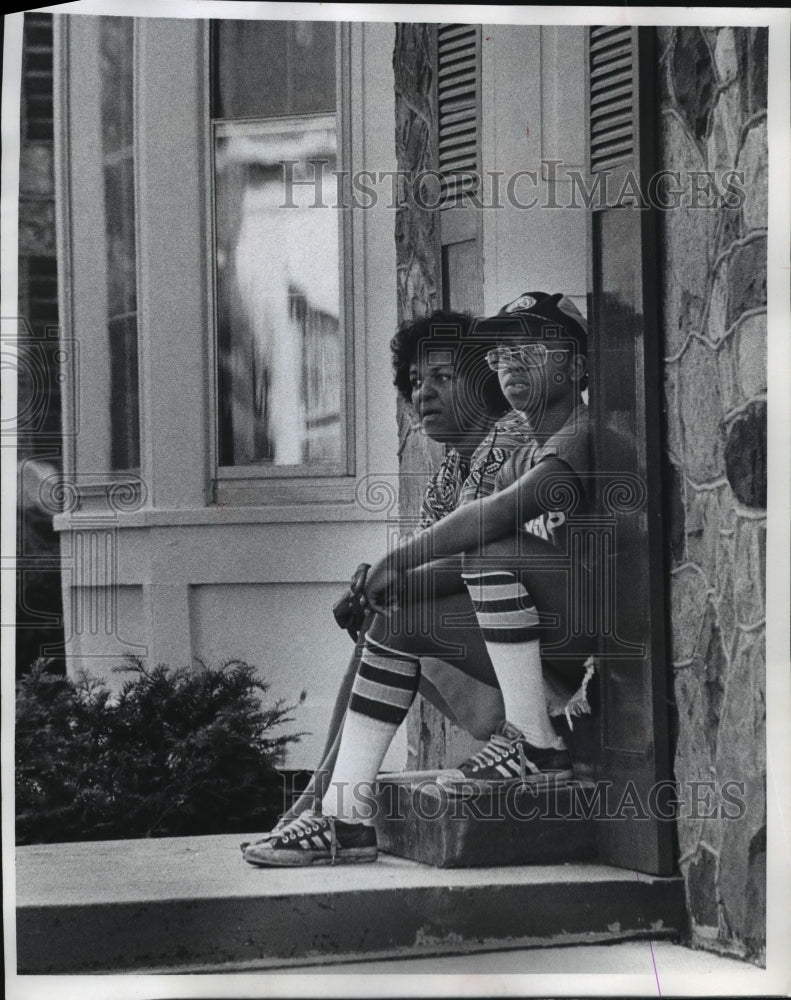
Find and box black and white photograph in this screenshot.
[2,2,789,996]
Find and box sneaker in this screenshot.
[239,814,291,854]
[242,812,377,867]
[439,721,573,789]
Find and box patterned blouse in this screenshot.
[417,410,536,531]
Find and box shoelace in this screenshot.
[464,732,531,788]
[275,812,340,865]
[277,812,324,843]
[463,732,517,769]
[240,812,311,853]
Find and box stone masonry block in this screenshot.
[716,313,766,418]
[669,566,711,664]
[732,519,766,627]
[727,236,767,329]
[673,666,714,860]
[693,604,729,763]
[663,361,684,464]
[677,337,726,483]
[659,112,711,354]
[737,123,768,232]
[671,28,717,144]
[734,313,766,403]
[724,400,767,509]
[685,484,727,590]
[706,86,743,175]
[705,259,729,345]
[713,530,736,656]
[713,28,739,82]
[748,28,768,115]
[686,846,719,929]
[715,333,738,417]
[666,459,686,566]
[714,628,765,959]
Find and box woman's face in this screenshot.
[409,352,476,444]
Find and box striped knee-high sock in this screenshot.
[322,636,419,821]
[462,570,564,749]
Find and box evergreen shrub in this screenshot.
[16,658,305,844]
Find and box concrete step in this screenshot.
[16,833,686,973]
[374,773,598,866]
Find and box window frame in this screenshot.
[208,20,359,503]
[53,12,147,516]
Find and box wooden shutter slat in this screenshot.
[439,108,476,128]
[591,82,633,106]
[591,36,632,60]
[435,23,480,206]
[438,57,477,78]
[438,24,476,40]
[438,119,477,138]
[591,127,633,149]
[437,35,477,57]
[590,26,631,47]
[591,57,633,81]
[439,153,477,170]
[439,85,476,105]
[591,110,633,134]
[438,67,477,87]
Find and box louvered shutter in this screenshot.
[585,28,673,875]
[433,24,482,314]
[589,26,635,177]
[436,23,480,204]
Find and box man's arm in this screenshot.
[364,455,579,611]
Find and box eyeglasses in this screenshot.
[485,344,572,371]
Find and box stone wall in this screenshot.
[657,26,767,964]
[392,22,767,960]
[393,23,455,768]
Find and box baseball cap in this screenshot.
[472,291,588,352]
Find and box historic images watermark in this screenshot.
[281,159,747,212]
[294,776,749,825]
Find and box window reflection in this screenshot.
[213,21,343,470]
[99,16,139,471]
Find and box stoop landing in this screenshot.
[16,833,686,973]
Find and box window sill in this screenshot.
[53,500,395,532]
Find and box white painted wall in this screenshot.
[56,18,402,770]
[481,24,587,316]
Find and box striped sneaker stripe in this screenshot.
[495,763,512,778]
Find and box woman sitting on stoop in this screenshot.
[243,293,597,867]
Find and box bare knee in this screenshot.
[461,534,518,572]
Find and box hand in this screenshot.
[332,563,371,641]
[362,557,406,616]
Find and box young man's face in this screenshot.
[487,334,580,417]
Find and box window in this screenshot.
[99,16,139,471]
[211,20,346,473]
